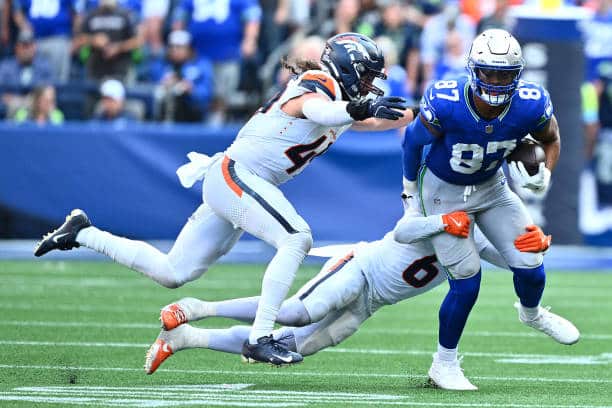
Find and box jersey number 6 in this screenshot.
[402,255,439,288]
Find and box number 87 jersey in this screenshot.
[420,76,553,185]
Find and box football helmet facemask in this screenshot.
[320,32,386,101]
[467,29,524,106]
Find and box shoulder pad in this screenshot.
[297,70,341,101]
[516,81,553,131]
[419,80,460,131]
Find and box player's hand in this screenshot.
[508,161,551,195]
[514,225,551,253]
[442,211,470,238]
[347,96,406,121]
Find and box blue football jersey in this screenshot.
[418,76,553,185]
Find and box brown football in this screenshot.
[506,138,546,176]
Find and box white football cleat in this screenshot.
[514,302,580,345]
[428,353,478,391]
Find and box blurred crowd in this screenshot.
[0,0,609,127]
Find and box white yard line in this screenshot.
[3,320,611,340]
[0,363,610,384]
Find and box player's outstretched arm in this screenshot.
[350,104,418,131]
[393,209,470,244]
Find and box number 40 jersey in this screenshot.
[226,70,352,186]
[420,76,554,185]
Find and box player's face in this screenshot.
[477,68,517,87]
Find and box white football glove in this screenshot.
[508,161,551,196]
[401,177,421,213]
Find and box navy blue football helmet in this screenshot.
[320,33,386,101]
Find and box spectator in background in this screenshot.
[580,0,612,82]
[141,0,169,57]
[1,0,10,57]
[12,0,79,82]
[419,3,474,90]
[77,0,141,82]
[373,35,412,102]
[321,0,361,37]
[477,0,512,33]
[150,30,213,123]
[93,78,138,121]
[13,84,64,124]
[0,29,51,87]
[433,27,470,80]
[173,0,261,124]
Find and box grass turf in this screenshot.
[0,260,610,407]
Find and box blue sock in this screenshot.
[438,270,481,349]
[511,264,546,308]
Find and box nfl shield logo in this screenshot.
[485,125,494,134]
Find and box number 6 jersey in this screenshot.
[419,76,553,185]
[226,70,352,186]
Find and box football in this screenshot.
[506,138,546,176]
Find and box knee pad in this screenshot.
[445,252,481,279]
[282,231,313,255]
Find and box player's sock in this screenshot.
[176,324,251,355]
[436,343,458,362]
[511,264,545,308]
[212,297,260,322]
[249,233,310,344]
[76,226,178,288]
[438,270,481,349]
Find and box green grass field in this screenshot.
[0,260,610,407]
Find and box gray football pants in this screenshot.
[417,166,543,279]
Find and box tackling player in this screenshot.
[401,29,579,390]
[33,33,417,366]
[144,209,552,375]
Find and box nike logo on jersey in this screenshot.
[271,353,294,363]
[52,232,71,243]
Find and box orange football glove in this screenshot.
[514,225,552,253]
[442,211,470,238]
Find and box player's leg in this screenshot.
[418,167,480,390]
[475,186,579,344]
[204,157,311,364]
[160,252,364,330]
[35,203,243,288]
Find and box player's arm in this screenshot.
[393,209,470,244]
[531,114,560,171]
[474,225,551,269]
[350,105,418,131]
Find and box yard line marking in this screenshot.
[1,364,611,384]
[2,385,612,408]
[0,340,609,364]
[3,320,612,341]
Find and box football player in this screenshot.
[144,209,551,375]
[401,29,579,390]
[33,33,417,366]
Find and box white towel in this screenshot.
[176,151,222,188]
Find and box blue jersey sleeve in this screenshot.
[419,81,452,133]
[517,81,554,133]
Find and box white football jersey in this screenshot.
[354,232,446,306]
[225,70,352,185]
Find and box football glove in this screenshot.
[346,96,406,121]
[508,161,551,196]
[514,225,552,253]
[441,211,470,238]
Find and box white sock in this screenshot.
[248,244,305,344]
[171,324,250,355]
[175,297,218,322]
[437,344,458,362]
[76,226,178,288]
[519,304,540,321]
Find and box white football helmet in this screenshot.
[467,29,524,106]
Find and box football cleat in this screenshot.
[428,353,478,391]
[144,335,174,375]
[34,209,91,257]
[514,302,580,345]
[160,303,188,331]
[241,335,303,366]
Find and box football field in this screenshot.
[0,260,610,407]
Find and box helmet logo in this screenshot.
[335,39,373,62]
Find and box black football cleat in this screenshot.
[34,209,91,257]
[241,336,303,366]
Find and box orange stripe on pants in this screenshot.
[222,156,243,197]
